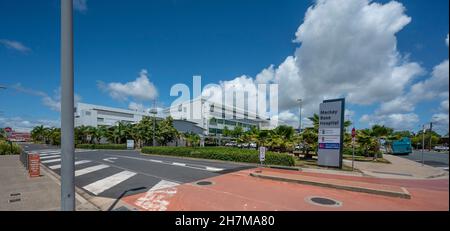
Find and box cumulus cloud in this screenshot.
[0,117,60,132]
[0,39,31,53]
[99,69,158,102]
[201,0,424,130]
[73,0,88,12]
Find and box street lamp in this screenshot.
[150,99,158,146]
[297,99,302,133]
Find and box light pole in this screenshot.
[422,124,425,166]
[297,99,302,133]
[151,99,157,146]
[60,0,75,211]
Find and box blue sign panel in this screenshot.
[319,143,340,149]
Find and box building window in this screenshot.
[183,107,187,112]
[97,118,104,122]
[210,104,215,112]
[178,104,182,112]
[85,111,91,116]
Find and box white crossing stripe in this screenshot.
[83,171,137,195]
[75,164,109,177]
[39,151,61,154]
[148,180,179,192]
[39,155,61,160]
[41,158,61,163]
[48,160,91,170]
[39,152,61,156]
[206,167,224,172]
[172,162,186,167]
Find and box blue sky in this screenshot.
[0,0,448,134]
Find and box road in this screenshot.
[398,150,448,170]
[22,144,252,200]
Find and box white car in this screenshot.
[434,146,449,152]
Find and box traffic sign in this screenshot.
[351,127,356,138]
[259,146,266,162]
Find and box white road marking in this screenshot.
[103,157,118,163]
[172,162,186,167]
[41,158,61,163]
[135,180,179,211]
[206,167,224,172]
[49,160,91,170]
[149,180,179,192]
[38,153,61,156]
[75,164,109,177]
[109,154,228,172]
[39,155,61,160]
[83,171,137,195]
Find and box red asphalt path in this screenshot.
[122,168,449,211]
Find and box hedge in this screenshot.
[0,140,22,155]
[141,146,295,166]
[76,144,127,150]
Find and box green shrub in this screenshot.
[0,140,22,155]
[141,146,295,166]
[76,144,127,150]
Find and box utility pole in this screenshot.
[297,99,302,133]
[429,122,433,151]
[152,99,157,146]
[60,0,75,211]
[421,124,425,166]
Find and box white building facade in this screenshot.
[165,97,271,137]
[75,103,159,127]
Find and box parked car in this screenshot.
[225,141,237,147]
[249,142,257,149]
[434,146,449,152]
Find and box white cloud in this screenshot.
[0,39,30,53]
[0,117,60,132]
[73,0,88,12]
[128,102,145,112]
[11,84,81,112]
[99,69,158,102]
[446,34,449,47]
[202,0,423,131]
[359,113,419,131]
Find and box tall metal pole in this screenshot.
[152,99,156,146]
[60,0,75,211]
[421,124,425,166]
[297,99,302,132]
[429,122,433,152]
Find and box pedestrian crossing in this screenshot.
[26,148,226,198]
[83,171,137,195]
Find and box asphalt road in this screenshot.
[397,150,449,169]
[21,144,253,200]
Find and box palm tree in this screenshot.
[31,125,45,142]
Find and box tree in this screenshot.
[31,125,45,142]
[232,126,243,138]
[183,132,200,147]
[222,126,232,137]
[156,116,178,146]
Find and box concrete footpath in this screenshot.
[343,154,449,179]
[0,155,98,211]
